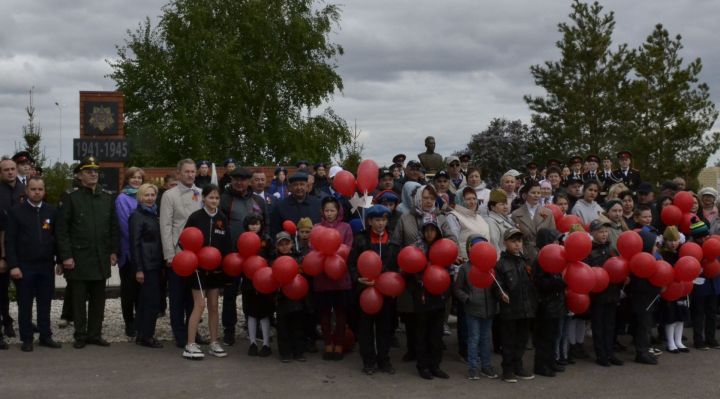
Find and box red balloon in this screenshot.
[281,274,309,300]
[603,256,630,283]
[356,159,380,194]
[564,231,592,262]
[617,231,643,260]
[674,256,702,282]
[282,220,297,236]
[423,265,451,295]
[357,250,382,279]
[703,237,720,260]
[679,242,703,261]
[660,205,683,226]
[301,250,325,276]
[332,170,357,198]
[172,250,199,277]
[545,204,564,223]
[397,246,428,274]
[564,261,595,294]
[661,281,685,301]
[376,272,405,297]
[703,258,720,279]
[591,267,610,293]
[429,238,459,267]
[359,286,384,315]
[673,191,694,213]
[312,226,342,256]
[243,255,268,279]
[538,244,567,273]
[629,252,657,278]
[337,244,351,260]
[179,227,204,252]
[252,267,279,294]
[469,267,494,288]
[679,213,697,235]
[196,246,222,271]
[324,255,348,280]
[566,290,590,314]
[272,256,299,285]
[222,253,244,277]
[557,214,583,233]
[237,232,261,258]
[649,260,674,287]
[469,242,497,272]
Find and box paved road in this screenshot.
[2,332,720,399]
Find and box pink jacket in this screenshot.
[313,215,354,292]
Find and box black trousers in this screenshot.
[222,277,240,332]
[501,318,531,375]
[691,294,718,345]
[533,317,559,372]
[400,312,417,356]
[631,306,653,356]
[591,301,617,361]
[359,298,395,367]
[15,265,54,342]
[61,278,73,321]
[71,279,106,341]
[0,272,13,327]
[414,309,445,370]
[456,301,468,357]
[277,310,305,358]
[119,263,140,331]
[168,268,193,344]
[137,269,161,340]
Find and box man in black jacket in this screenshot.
[0,158,25,340]
[5,177,62,351]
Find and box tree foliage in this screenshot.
[461,118,535,187]
[18,88,47,169]
[334,120,364,173]
[109,0,350,167]
[524,0,717,184]
[627,24,719,185]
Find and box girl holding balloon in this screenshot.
[658,227,690,353]
[182,184,232,360]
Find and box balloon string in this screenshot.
[645,294,659,312]
[195,270,205,300]
[491,273,507,297]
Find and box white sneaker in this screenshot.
[183,343,204,360]
[209,341,227,358]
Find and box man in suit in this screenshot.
[5,177,62,351]
[523,161,541,184]
[582,155,602,184]
[251,169,273,206]
[613,151,641,192]
[0,158,25,340]
[568,156,583,181]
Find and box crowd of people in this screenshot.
[1,140,719,383]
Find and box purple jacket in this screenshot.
[116,193,137,267]
[313,216,354,292]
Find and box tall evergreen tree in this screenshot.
[628,24,719,185]
[19,88,46,169]
[524,0,633,161]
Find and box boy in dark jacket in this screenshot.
[532,228,565,377]
[628,228,661,364]
[495,228,537,383]
[349,205,399,375]
[274,231,306,363]
[586,220,623,367]
[454,234,499,380]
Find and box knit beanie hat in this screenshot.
[663,226,680,242]
[489,189,507,204]
[297,217,313,231]
[690,217,709,239]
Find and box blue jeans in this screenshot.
[466,312,493,370]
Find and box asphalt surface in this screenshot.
[2,331,720,399]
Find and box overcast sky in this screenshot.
[1,0,719,167]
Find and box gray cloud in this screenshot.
[1,0,718,168]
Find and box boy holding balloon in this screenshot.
[494,228,537,383]
[348,205,400,375]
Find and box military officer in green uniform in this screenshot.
[56,157,119,348]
